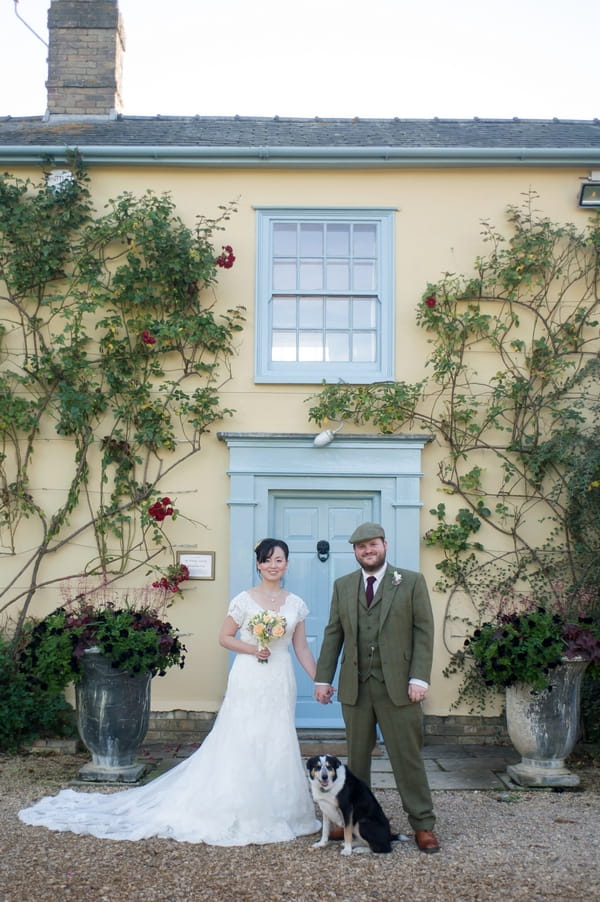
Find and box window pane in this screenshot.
[325,332,350,362]
[326,223,350,256]
[353,298,377,329]
[325,297,350,328]
[273,260,297,290]
[326,260,350,290]
[272,331,297,361]
[352,332,376,362]
[299,223,324,256]
[272,297,297,328]
[298,297,323,328]
[353,224,377,257]
[353,261,376,291]
[298,331,324,361]
[299,261,323,290]
[273,222,297,256]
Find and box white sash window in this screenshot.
[255,208,395,383]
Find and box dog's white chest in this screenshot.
[316,796,344,827]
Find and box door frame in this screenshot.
[219,431,432,598]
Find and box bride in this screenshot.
[19,538,321,846]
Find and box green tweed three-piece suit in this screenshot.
[315,564,436,831]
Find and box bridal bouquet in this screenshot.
[247,610,287,663]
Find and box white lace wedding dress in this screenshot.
[19,591,320,846]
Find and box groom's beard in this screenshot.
[354,549,387,573]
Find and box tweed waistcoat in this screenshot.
[357,583,384,682]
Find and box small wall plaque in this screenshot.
[177,551,215,580]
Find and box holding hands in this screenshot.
[314,684,336,704]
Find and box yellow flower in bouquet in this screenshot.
[247,610,287,663]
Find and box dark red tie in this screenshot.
[366,576,376,607]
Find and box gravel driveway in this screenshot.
[1,751,598,902]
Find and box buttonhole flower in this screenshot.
[392,571,403,586]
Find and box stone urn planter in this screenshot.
[505,658,589,788]
[75,648,151,783]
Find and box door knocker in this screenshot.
[316,540,330,562]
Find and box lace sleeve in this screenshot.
[227,592,247,627]
[293,595,309,622]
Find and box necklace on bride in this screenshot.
[259,586,283,606]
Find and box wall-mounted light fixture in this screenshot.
[313,420,344,447]
[46,169,75,194]
[578,172,600,208]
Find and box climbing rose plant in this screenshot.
[307,193,600,689]
[0,156,245,644]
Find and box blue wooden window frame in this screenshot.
[254,208,395,384]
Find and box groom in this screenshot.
[314,522,439,853]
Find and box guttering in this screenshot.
[1,145,600,168]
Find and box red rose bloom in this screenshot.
[141,330,156,345]
[425,296,437,308]
[148,497,175,522]
[216,245,236,269]
[152,562,190,592]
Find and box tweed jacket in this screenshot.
[315,564,434,707]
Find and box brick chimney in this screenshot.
[46,0,125,119]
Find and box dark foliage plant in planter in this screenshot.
[18,586,187,697]
[443,587,600,711]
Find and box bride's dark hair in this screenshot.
[254,538,289,563]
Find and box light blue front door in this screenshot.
[272,492,379,727]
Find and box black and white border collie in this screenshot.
[306,754,407,856]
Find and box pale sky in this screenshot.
[1,0,599,121]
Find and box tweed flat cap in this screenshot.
[348,522,386,544]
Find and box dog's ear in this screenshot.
[328,755,341,768]
[306,756,317,771]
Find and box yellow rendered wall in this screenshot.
[2,163,593,716]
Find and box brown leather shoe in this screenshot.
[414,830,440,853]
